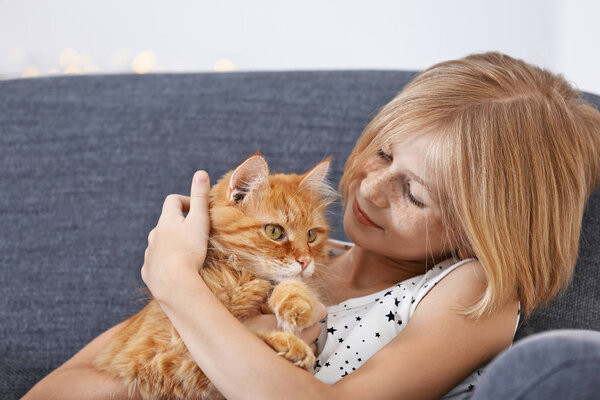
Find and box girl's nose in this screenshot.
[359,171,389,208]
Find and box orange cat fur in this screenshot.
[95,153,336,400]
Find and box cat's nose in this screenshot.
[296,257,312,271]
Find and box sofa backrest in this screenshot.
[1,71,599,397]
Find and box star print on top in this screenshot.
[312,239,521,399]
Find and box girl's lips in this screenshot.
[352,198,383,229]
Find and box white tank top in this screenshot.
[312,239,521,399]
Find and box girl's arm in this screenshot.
[154,273,334,400]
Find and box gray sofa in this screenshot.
[1,71,599,399]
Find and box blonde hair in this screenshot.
[339,51,600,320]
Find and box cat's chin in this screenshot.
[274,274,310,284]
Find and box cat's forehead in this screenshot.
[266,174,322,202]
[246,174,327,225]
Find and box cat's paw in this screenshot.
[268,280,319,334]
[258,331,316,371]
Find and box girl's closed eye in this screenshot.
[377,148,392,161]
[377,148,426,208]
[405,182,426,208]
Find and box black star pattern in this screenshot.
[468,384,474,391]
[305,265,467,382]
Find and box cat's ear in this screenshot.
[300,157,336,199]
[227,153,270,204]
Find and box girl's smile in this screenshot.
[352,198,383,229]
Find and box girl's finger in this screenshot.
[187,171,211,228]
[160,194,189,219]
[317,302,327,321]
[298,321,322,348]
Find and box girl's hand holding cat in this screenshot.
[141,170,212,301]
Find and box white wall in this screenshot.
[1,0,599,94]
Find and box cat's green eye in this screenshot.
[307,228,317,243]
[265,224,284,240]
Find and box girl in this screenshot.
[24,51,600,399]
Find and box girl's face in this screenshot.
[343,134,454,264]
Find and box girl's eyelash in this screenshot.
[406,182,426,208]
[377,148,392,161]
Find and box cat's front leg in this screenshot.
[268,280,320,335]
[253,330,315,371]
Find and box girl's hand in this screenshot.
[244,302,328,355]
[141,170,212,300]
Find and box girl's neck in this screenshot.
[337,245,448,291]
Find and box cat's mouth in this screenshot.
[258,259,315,283]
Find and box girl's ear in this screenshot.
[300,157,337,200]
[227,153,269,204]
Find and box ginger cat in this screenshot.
[95,153,336,400]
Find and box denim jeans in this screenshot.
[472,329,600,400]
